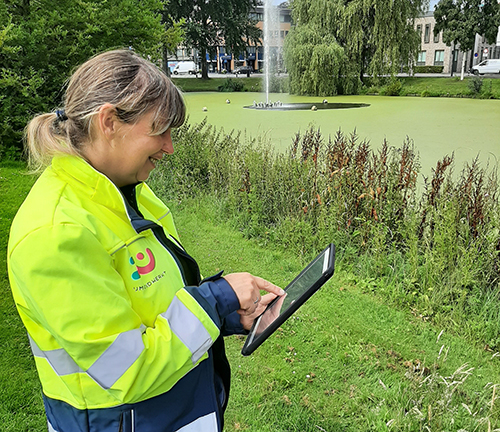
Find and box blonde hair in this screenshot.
[25,49,186,171]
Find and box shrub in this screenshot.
[361,85,380,95]
[420,89,442,97]
[0,68,46,160]
[0,0,164,160]
[481,79,494,99]
[217,78,245,92]
[414,66,444,73]
[467,75,483,95]
[380,79,403,96]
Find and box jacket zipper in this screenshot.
[120,192,201,286]
[147,222,200,286]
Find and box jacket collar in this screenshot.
[50,155,144,211]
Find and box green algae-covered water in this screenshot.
[183,92,500,178]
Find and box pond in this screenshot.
[183,92,500,179]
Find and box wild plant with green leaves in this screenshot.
[151,121,500,349]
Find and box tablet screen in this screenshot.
[242,244,335,356]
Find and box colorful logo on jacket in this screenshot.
[130,248,156,280]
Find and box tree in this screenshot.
[286,0,427,95]
[160,12,186,76]
[0,0,166,157]
[10,0,165,97]
[168,0,262,79]
[434,0,500,80]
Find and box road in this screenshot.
[171,72,264,79]
[172,72,500,79]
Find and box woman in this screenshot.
[7,49,283,432]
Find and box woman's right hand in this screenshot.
[223,272,285,316]
[239,291,287,331]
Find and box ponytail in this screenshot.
[24,112,81,172]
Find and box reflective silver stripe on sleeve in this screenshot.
[87,327,145,389]
[157,210,171,222]
[48,420,58,432]
[167,234,183,249]
[161,297,213,364]
[29,335,83,375]
[29,326,145,389]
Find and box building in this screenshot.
[167,2,292,74]
[415,12,465,74]
[473,32,500,65]
[246,2,292,72]
[414,11,500,75]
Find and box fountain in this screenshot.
[263,0,280,105]
[245,0,370,111]
[249,100,370,111]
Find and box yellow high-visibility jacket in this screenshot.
[8,155,242,432]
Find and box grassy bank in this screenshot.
[1,164,499,430]
[366,76,500,98]
[0,163,43,431]
[150,121,500,351]
[172,76,262,93]
[172,75,500,99]
[399,76,500,97]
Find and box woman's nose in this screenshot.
[162,130,174,155]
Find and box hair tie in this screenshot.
[55,109,68,122]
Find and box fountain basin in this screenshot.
[244,102,370,111]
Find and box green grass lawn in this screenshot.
[0,163,44,431]
[172,76,262,93]
[1,165,499,430]
[172,75,500,99]
[173,197,500,431]
[400,76,500,97]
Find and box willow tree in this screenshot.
[284,25,358,95]
[286,0,427,95]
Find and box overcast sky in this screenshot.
[428,0,439,11]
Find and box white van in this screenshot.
[172,61,198,75]
[471,59,500,75]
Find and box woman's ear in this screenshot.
[96,103,118,140]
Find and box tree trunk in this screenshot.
[200,47,209,80]
[450,43,454,77]
[460,52,466,81]
[359,51,366,83]
[162,45,171,77]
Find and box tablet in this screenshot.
[241,243,335,356]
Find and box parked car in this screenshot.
[172,61,198,75]
[471,59,500,75]
[234,65,253,75]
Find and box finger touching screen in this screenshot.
[242,244,335,356]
